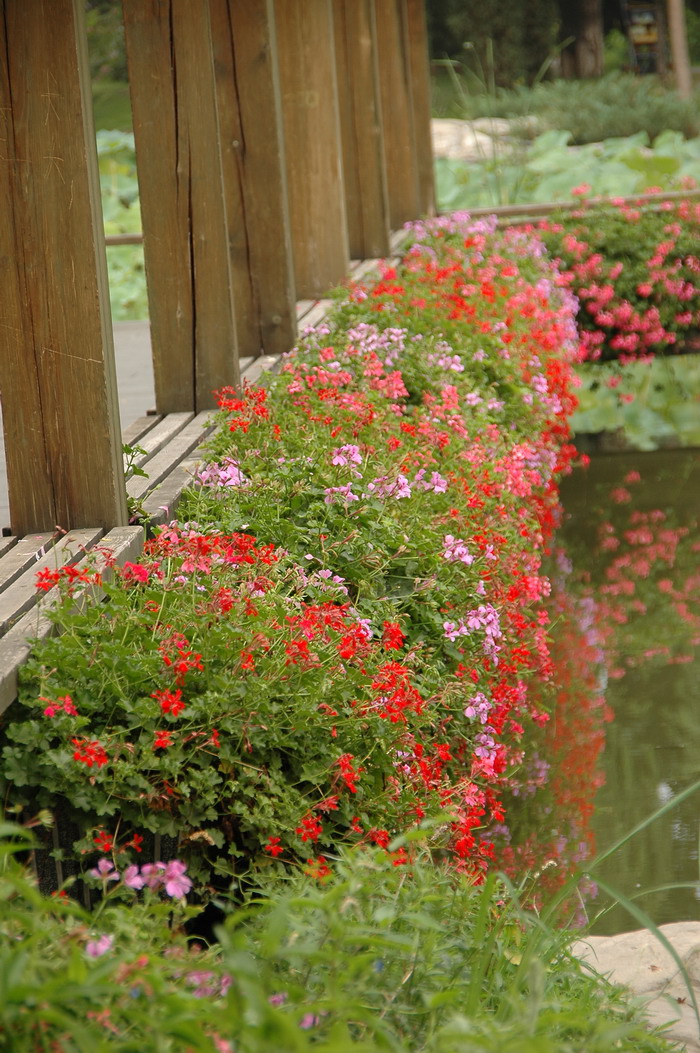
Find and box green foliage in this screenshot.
[427,0,559,86]
[85,1,128,82]
[95,130,148,320]
[0,822,679,1052]
[572,355,700,449]
[436,128,700,208]
[432,71,700,143]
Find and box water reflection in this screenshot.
[558,448,700,935]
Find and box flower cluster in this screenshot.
[1,212,599,891]
[534,195,700,364]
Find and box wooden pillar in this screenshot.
[122,0,238,413]
[209,0,296,360]
[374,0,420,230]
[274,0,349,299]
[667,0,693,99]
[405,0,435,217]
[0,0,128,535]
[333,0,390,260]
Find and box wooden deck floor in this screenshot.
[0,321,156,533]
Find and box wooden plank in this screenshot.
[129,413,194,469]
[240,354,284,386]
[374,0,420,229]
[0,534,57,594]
[0,538,18,561]
[122,0,239,413]
[333,0,390,259]
[127,413,215,502]
[351,258,385,282]
[297,300,335,332]
[210,0,297,361]
[390,227,411,254]
[296,299,318,321]
[0,0,128,536]
[405,0,435,217]
[0,528,103,638]
[275,0,349,298]
[122,415,163,448]
[140,438,214,526]
[0,526,144,716]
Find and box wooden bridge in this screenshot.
[0,0,434,707]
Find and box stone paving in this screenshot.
[574,922,700,1051]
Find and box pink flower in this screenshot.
[331,443,362,466]
[123,864,145,890]
[86,934,114,958]
[163,859,193,898]
[90,858,119,882]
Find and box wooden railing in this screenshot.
[0,0,434,538]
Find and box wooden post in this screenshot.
[122,0,238,413]
[0,0,128,535]
[333,0,390,260]
[274,0,349,299]
[405,0,435,217]
[667,0,693,100]
[209,0,297,360]
[374,0,420,230]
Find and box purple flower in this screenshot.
[90,858,119,882]
[269,992,288,1007]
[86,934,114,958]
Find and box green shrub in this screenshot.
[0,822,679,1052]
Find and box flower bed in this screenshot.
[1,212,601,893]
[533,195,700,365]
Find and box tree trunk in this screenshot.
[667,0,693,98]
[558,0,604,78]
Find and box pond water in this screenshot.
[559,447,700,935]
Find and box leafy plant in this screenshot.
[0,214,592,896]
[0,820,681,1052]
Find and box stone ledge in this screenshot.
[574,921,700,1051]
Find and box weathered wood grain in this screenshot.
[122,416,163,448]
[0,538,17,561]
[374,0,420,229]
[210,0,297,361]
[0,528,103,638]
[127,413,215,502]
[333,0,390,259]
[129,413,194,470]
[0,535,57,593]
[0,0,128,536]
[122,0,239,413]
[275,0,349,298]
[405,0,435,217]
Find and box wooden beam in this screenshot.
[333,0,390,259]
[210,0,297,360]
[274,0,349,298]
[122,0,238,413]
[0,0,128,535]
[374,0,420,229]
[405,0,435,217]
